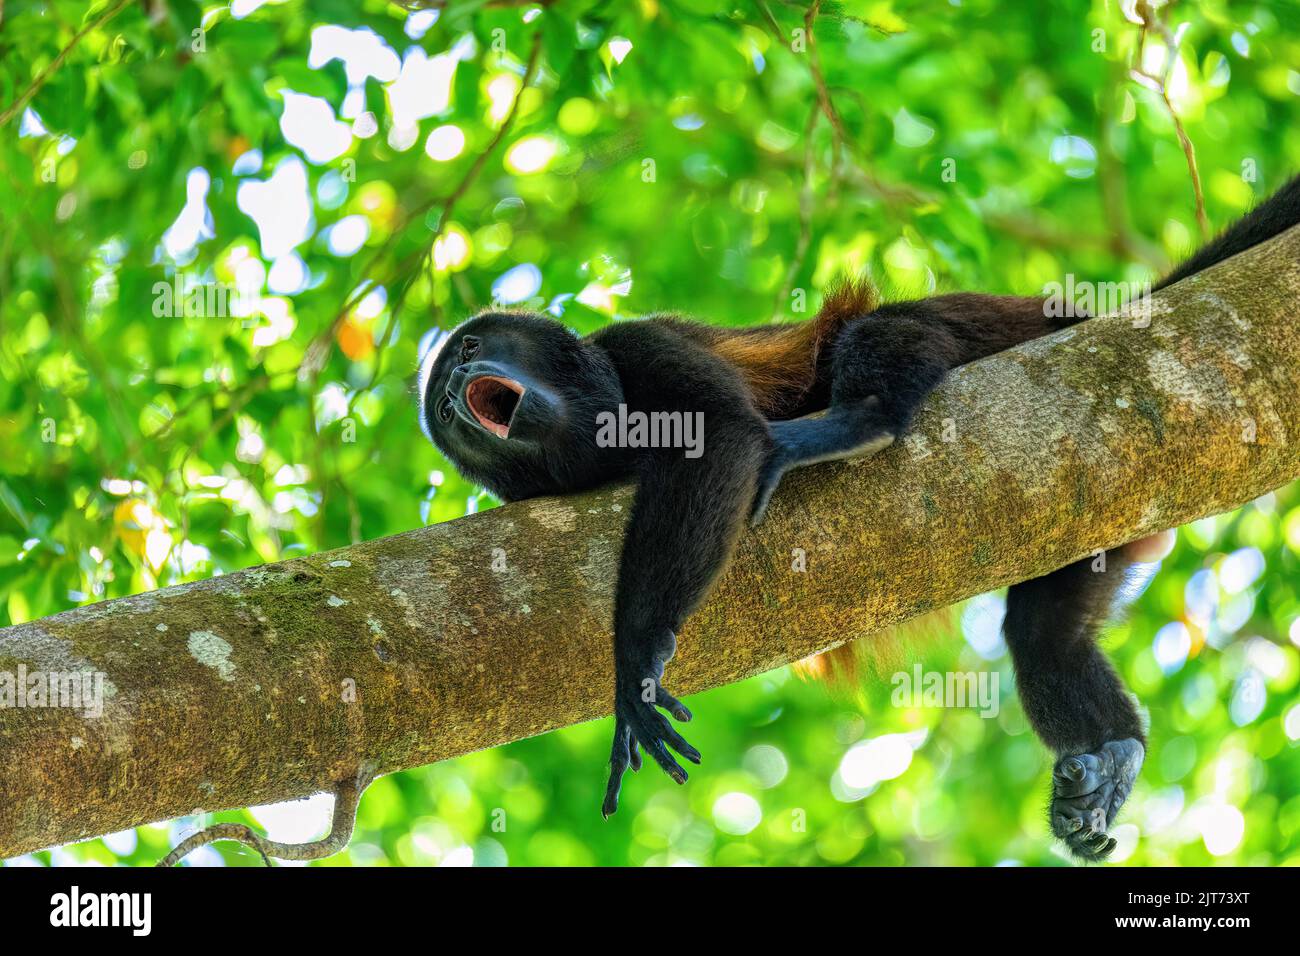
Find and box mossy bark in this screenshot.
[2,228,1298,858]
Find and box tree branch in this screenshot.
[2,226,1299,859]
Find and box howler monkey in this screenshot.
[418,175,1300,860]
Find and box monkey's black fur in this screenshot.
[419,175,1300,860]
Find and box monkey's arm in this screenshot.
[590,321,773,816]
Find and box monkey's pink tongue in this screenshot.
[466,376,525,439]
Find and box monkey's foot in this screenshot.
[1050,738,1144,862]
[750,401,895,527]
[749,454,790,527]
[601,677,700,818]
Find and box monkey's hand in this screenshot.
[602,630,700,818]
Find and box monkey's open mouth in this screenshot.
[466,375,525,439]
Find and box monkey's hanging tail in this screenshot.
[793,605,960,687]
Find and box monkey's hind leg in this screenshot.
[750,312,956,525]
[1004,551,1151,861]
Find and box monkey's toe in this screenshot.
[1050,737,1143,862]
[749,457,788,527]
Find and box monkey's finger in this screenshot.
[627,734,643,773]
[1070,829,1116,860]
[601,723,633,818]
[1053,752,1105,798]
[641,708,702,765]
[627,717,689,783]
[652,687,693,723]
[659,725,702,764]
[641,736,689,784]
[1054,813,1084,835]
[601,768,625,819]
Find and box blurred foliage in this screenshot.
[1,0,1298,867]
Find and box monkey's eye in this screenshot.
[459,336,481,362]
[437,395,454,424]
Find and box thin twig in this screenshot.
[1129,1,1208,239]
[297,194,440,383]
[984,210,1168,271]
[157,765,375,867]
[149,371,295,442]
[773,104,821,319]
[296,30,545,540]
[1097,58,1170,270]
[393,29,545,314]
[755,0,785,44]
[299,30,544,382]
[0,0,134,128]
[804,0,845,188]
[802,2,934,211]
[292,31,544,536]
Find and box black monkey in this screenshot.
[418,175,1300,859]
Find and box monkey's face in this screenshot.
[418,311,624,501]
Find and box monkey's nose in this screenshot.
[447,365,468,397]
